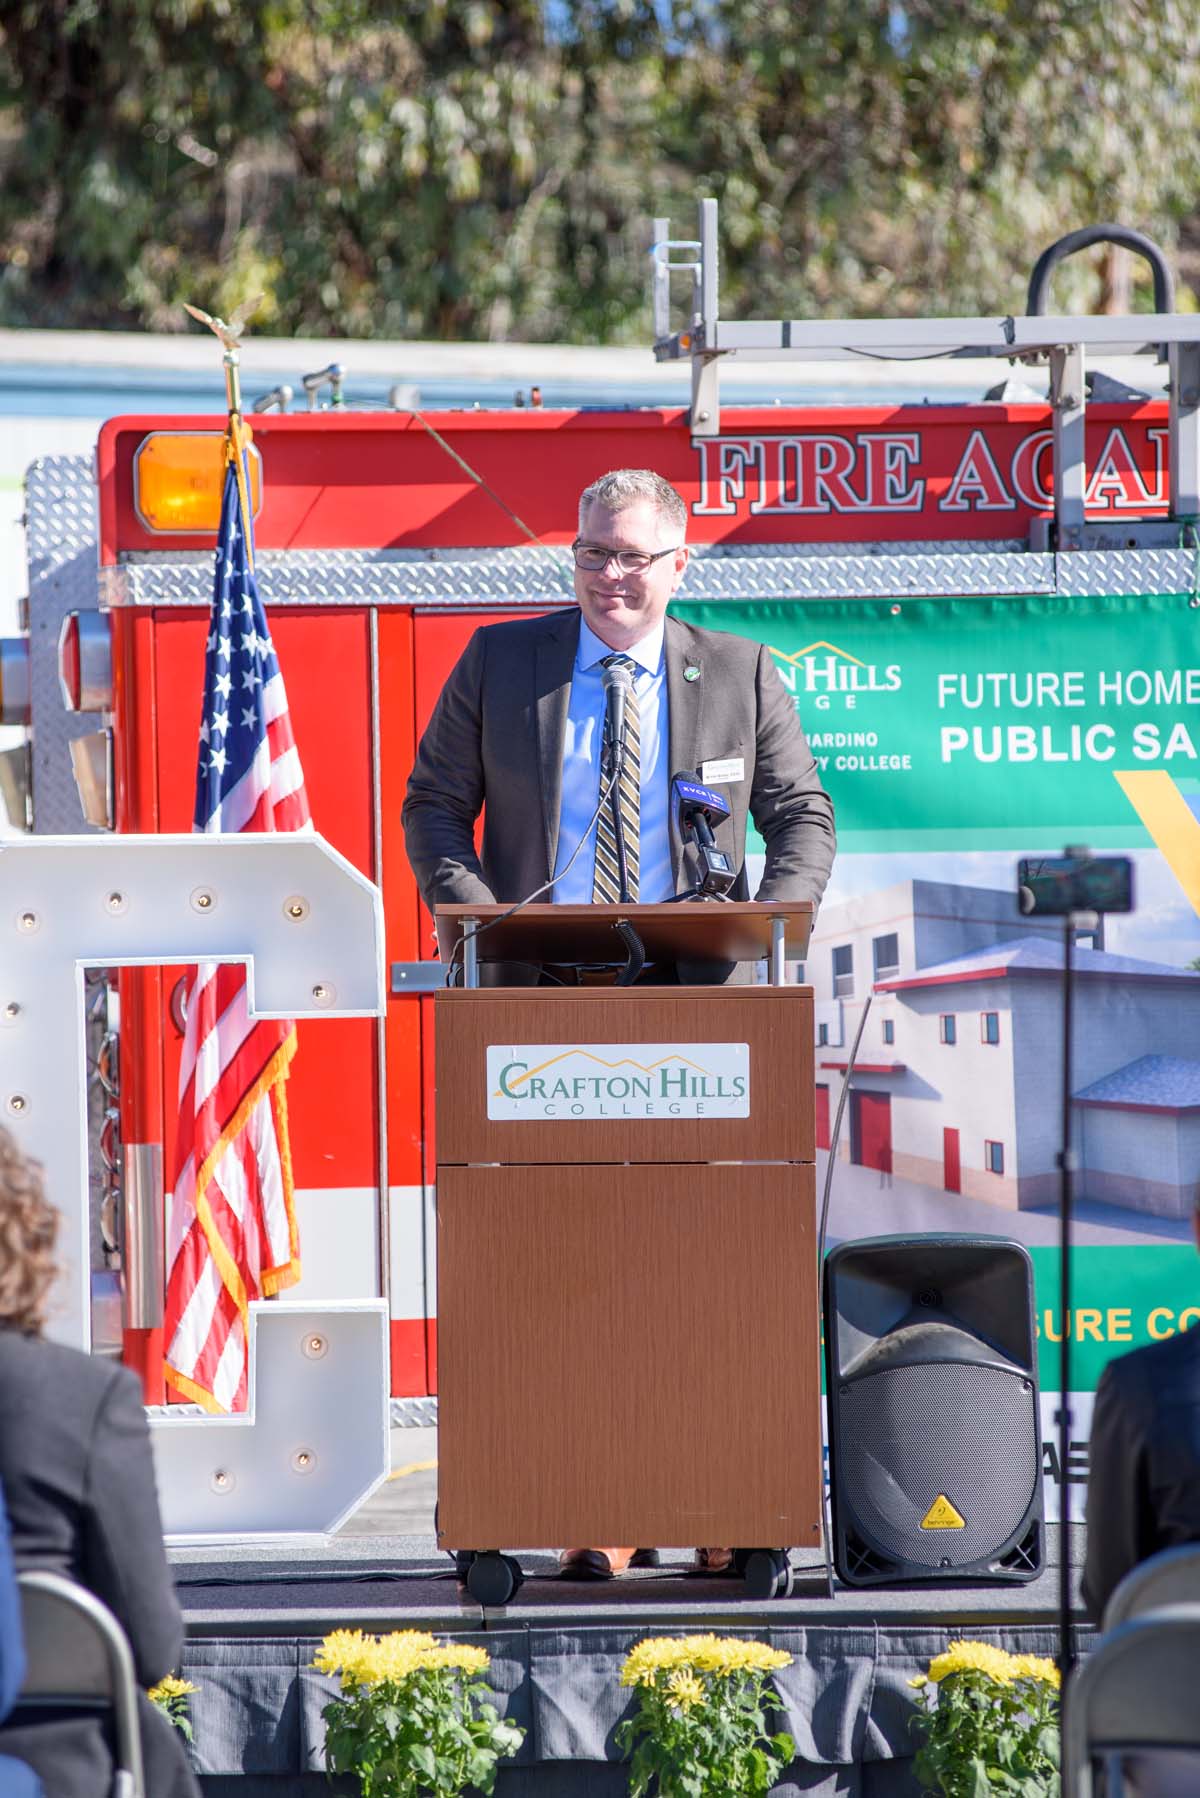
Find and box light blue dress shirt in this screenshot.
[552,615,673,903]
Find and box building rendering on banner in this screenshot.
[809,878,1200,1220]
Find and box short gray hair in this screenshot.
[578,469,687,541]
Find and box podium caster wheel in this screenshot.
[743,1549,791,1600]
[465,1552,523,1606]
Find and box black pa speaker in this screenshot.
[823,1234,1043,1585]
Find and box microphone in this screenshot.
[671,772,737,896]
[601,659,634,774]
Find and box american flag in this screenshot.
[163,426,310,1413]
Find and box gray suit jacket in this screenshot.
[0,1331,200,1797]
[402,608,836,980]
[1081,1325,1200,1624]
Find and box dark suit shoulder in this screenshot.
[0,1330,132,1422]
[666,614,763,666]
[0,1332,143,1526]
[471,606,579,651]
[1101,1326,1200,1401]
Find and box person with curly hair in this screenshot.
[0,1125,200,1797]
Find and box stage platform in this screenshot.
[177,1526,1088,1797]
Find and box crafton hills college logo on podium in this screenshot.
[485,1043,751,1121]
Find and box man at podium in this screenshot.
[403,467,835,984]
[403,468,834,1576]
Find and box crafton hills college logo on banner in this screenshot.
[485,1043,750,1121]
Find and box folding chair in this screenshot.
[1064,1611,1200,1798]
[1102,1544,1200,1631]
[17,1571,145,1798]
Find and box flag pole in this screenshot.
[222,332,243,419]
[183,296,261,560]
[164,294,307,1412]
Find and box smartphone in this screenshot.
[1017,854,1134,916]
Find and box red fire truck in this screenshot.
[8,213,1200,1415]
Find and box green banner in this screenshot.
[674,589,1200,1396]
[674,591,1200,851]
[1027,1246,1200,1387]
[814,1244,1200,1391]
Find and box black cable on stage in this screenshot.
[175,1567,463,1587]
[175,1561,712,1591]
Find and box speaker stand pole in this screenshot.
[1057,911,1082,1681]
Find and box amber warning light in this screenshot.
[133,431,263,534]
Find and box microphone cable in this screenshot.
[442,757,621,987]
[815,991,873,1600]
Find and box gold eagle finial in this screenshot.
[183,296,264,354]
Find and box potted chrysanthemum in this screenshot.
[616,1633,795,1796]
[312,1628,524,1797]
[909,1638,1060,1796]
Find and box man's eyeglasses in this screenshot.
[571,541,681,575]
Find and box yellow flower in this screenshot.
[1010,1653,1061,1690]
[312,1630,490,1690]
[667,1669,706,1710]
[620,1638,688,1686]
[620,1634,793,1688]
[925,1640,1019,1687]
[685,1635,792,1676]
[148,1676,199,1703]
[312,1630,361,1674]
[422,1644,491,1676]
[915,1641,1060,1697]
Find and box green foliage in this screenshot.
[1,1,1198,339]
[321,1664,523,1798]
[909,1642,1061,1798]
[616,1663,794,1796]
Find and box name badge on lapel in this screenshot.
[700,756,745,785]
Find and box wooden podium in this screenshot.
[433,902,821,1603]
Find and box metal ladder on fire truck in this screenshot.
[651,201,1200,555]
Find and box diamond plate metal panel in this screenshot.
[390,1396,438,1428]
[142,542,1197,602]
[1054,548,1200,597]
[687,538,1028,556]
[676,550,1056,599]
[114,544,1057,606]
[113,547,574,608]
[25,455,105,834]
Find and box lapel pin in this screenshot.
[683,665,701,682]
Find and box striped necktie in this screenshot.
[592,653,641,902]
